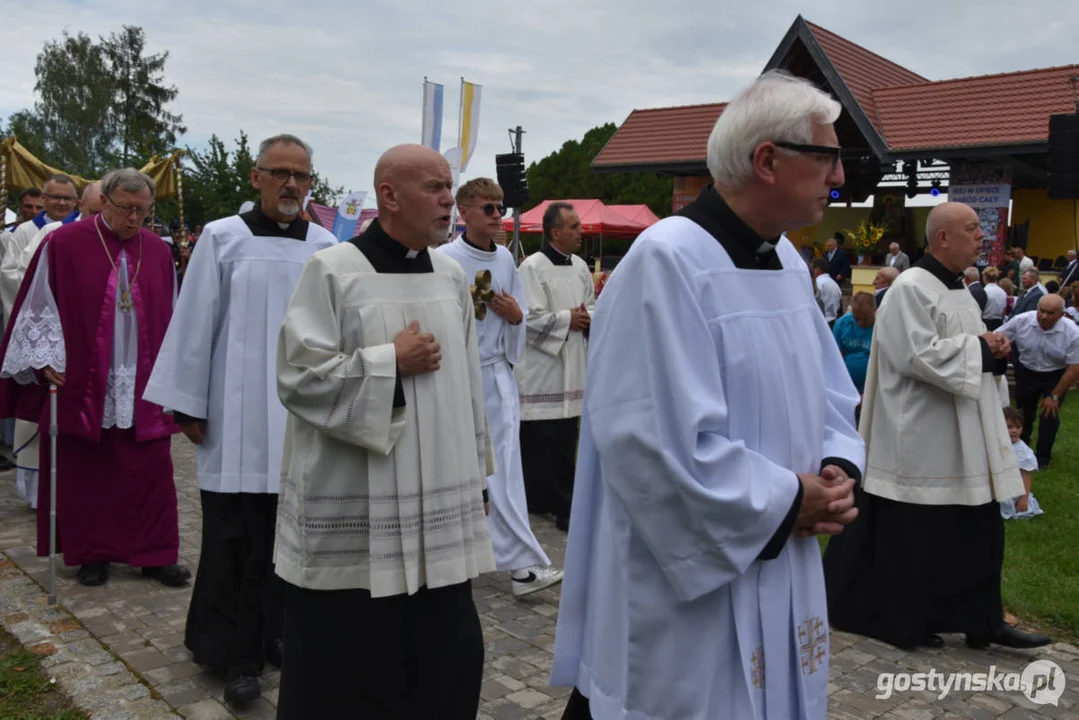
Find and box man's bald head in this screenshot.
[372,144,455,250]
[874,266,898,290]
[924,202,984,272]
[81,181,104,215]
[1037,292,1065,330]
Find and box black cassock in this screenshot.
[181,206,310,680]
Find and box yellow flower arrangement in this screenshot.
[843,220,888,253]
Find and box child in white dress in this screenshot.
[1001,407,1043,519]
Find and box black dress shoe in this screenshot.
[920,634,945,649]
[224,675,261,707]
[966,625,1052,649]
[77,563,109,587]
[265,638,283,669]
[141,564,192,587]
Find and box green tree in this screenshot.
[178,132,256,225]
[5,31,115,177]
[309,172,344,207]
[525,123,674,218]
[1,26,184,176]
[103,26,186,165]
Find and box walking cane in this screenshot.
[48,382,57,606]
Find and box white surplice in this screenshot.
[143,216,336,494]
[859,267,1023,505]
[551,218,864,720]
[274,243,496,597]
[436,237,550,571]
[515,250,595,421]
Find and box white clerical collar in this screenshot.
[406,249,419,259]
[756,239,777,255]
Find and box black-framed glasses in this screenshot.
[464,202,507,218]
[257,166,313,184]
[105,194,151,218]
[769,141,843,169]
[44,192,76,203]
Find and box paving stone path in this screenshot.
[0,436,1077,718]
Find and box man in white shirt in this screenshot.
[811,257,841,324]
[998,293,1079,468]
[885,242,910,271]
[981,266,1007,330]
[1015,246,1034,275]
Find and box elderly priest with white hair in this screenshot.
[824,201,1051,652]
[552,70,863,720]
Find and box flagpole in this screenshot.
[421,77,428,145]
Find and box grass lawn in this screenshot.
[821,400,1079,644]
[1000,399,1079,644]
[0,627,86,720]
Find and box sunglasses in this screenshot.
[465,202,507,218]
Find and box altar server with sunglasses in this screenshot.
[515,202,595,531]
[437,179,564,597]
[144,134,335,708]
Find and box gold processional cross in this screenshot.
[470,270,494,320]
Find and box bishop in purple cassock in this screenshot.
[0,168,190,588]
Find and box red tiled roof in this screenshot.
[593,17,1076,171]
[873,65,1079,151]
[803,21,927,133]
[592,103,725,170]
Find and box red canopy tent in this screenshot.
[502,199,651,238]
[609,204,661,227]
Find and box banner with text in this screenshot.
[949,182,1011,266]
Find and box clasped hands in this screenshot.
[569,304,590,331]
[796,465,858,537]
[980,331,1011,359]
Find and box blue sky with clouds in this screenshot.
[3,0,1078,209]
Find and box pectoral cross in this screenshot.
[118,289,133,312]
[470,269,494,320]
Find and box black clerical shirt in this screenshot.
[349,219,432,408]
[240,204,309,241]
[680,185,863,560]
[541,242,573,266]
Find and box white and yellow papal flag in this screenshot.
[459,80,482,173]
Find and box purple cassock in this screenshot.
[0,215,181,567]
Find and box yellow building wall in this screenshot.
[1012,189,1079,261]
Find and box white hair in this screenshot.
[707,70,842,188]
[257,134,313,165]
[963,267,980,282]
[101,168,156,200]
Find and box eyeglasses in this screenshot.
[257,167,313,184]
[768,141,843,169]
[105,194,151,218]
[44,192,76,203]
[464,202,507,218]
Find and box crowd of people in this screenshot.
[0,68,1068,719]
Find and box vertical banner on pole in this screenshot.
[422,80,444,152]
[949,164,1012,267]
[331,191,368,242]
[459,80,482,173]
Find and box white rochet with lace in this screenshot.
[0,246,142,430]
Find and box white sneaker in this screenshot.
[511,566,564,597]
